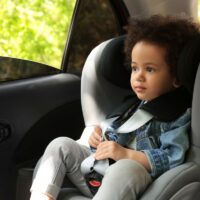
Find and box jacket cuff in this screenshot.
[143,149,169,178]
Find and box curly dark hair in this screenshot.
[124,15,200,78]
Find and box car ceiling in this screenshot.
[124,0,198,21]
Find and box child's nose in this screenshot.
[136,70,145,82]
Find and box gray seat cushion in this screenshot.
[58,188,91,200]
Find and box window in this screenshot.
[66,0,122,74]
[199,0,200,20]
[0,0,75,69]
[0,56,59,82]
[0,0,123,82]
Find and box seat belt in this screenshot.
[81,108,153,176]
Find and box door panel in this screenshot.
[0,73,84,200]
[0,1,127,199]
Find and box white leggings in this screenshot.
[30,137,152,200]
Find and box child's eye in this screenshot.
[131,66,138,72]
[146,66,155,73]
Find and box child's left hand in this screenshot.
[94,141,129,161]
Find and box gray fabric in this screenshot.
[59,160,152,200]
[170,182,200,200]
[81,154,109,176]
[31,138,152,200]
[93,160,152,200]
[101,109,153,134]
[58,188,91,200]
[140,162,200,200]
[187,64,200,164]
[30,137,92,199]
[80,39,132,127]
[58,163,200,200]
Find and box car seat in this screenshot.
[58,34,200,200]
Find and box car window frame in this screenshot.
[61,0,130,73]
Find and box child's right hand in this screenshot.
[88,126,102,148]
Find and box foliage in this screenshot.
[0,0,75,68]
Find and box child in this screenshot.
[30,15,200,200]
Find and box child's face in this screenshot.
[130,41,178,101]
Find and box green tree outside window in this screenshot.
[0,0,75,69]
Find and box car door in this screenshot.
[0,0,128,200]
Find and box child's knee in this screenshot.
[103,159,152,194]
[46,137,75,155]
[105,159,150,183]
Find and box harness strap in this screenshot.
[81,154,109,176]
[81,109,153,176]
[101,109,153,135]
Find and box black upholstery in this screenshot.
[178,34,200,94]
[99,35,131,89]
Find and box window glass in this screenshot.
[0,0,75,69]
[67,0,121,74]
[199,0,200,20]
[0,56,59,82]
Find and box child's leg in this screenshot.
[30,137,92,200]
[93,159,152,200]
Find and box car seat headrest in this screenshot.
[99,34,200,94]
[99,36,131,89]
[178,34,200,94]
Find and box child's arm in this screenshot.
[94,141,151,172]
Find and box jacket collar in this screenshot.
[141,87,191,121]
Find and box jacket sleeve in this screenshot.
[143,108,191,178]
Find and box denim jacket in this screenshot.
[107,87,191,178]
[126,108,191,178]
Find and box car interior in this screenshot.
[0,0,200,200]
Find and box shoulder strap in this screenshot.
[100,108,153,137]
[116,109,153,133]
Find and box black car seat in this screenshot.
[59,34,200,200]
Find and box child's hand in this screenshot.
[94,141,129,161]
[88,126,102,148]
[95,141,151,171]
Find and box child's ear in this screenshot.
[173,78,180,88]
